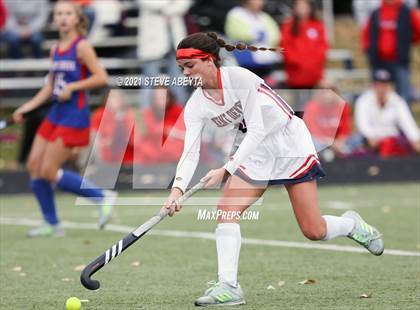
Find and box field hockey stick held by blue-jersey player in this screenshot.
[80,181,206,290]
[0,102,54,131]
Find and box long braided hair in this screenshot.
[177,32,279,67]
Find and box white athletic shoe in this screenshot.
[194,281,246,307]
[342,210,384,256]
[27,223,65,238]
[98,190,117,229]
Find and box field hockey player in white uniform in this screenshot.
[162,32,384,307]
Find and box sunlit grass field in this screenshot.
[0,182,419,309]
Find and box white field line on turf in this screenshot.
[1,217,419,257]
[71,197,418,208]
[75,197,264,206]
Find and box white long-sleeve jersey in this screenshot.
[355,89,420,142]
[172,66,295,192]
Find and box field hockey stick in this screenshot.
[0,118,14,130]
[80,181,206,290]
[1,86,110,131]
[0,102,53,131]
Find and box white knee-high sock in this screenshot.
[216,223,241,287]
[322,215,355,241]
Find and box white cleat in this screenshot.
[194,281,246,307]
[27,223,65,238]
[342,210,384,256]
[98,190,117,229]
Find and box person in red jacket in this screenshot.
[304,85,353,161]
[90,90,135,165]
[0,0,7,30]
[361,0,420,104]
[134,87,185,165]
[280,0,329,89]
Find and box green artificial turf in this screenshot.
[0,182,419,309]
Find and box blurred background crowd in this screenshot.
[0,0,419,178]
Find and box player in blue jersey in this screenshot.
[12,0,116,237]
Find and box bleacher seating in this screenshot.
[0,58,141,72]
[0,13,369,108]
[0,68,370,91]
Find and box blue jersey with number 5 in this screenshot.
[47,36,91,129]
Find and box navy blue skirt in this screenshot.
[234,163,326,186]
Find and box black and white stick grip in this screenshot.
[80,181,205,290]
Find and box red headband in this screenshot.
[176,48,216,61]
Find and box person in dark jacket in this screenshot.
[362,0,420,104]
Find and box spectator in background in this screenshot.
[2,0,48,162]
[353,0,418,27]
[0,0,7,30]
[86,0,124,40]
[70,0,95,34]
[90,90,135,166]
[1,0,49,58]
[304,82,353,161]
[362,0,420,104]
[137,0,192,106]
[355,69,420,158]
[225,0,280,79]
[280,0,329,89]
[188,0,237,34]
[134,87,185,165]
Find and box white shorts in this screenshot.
[234,115,325,185]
